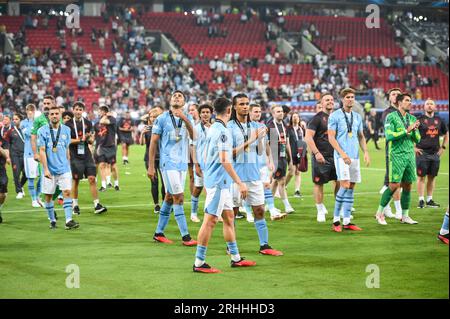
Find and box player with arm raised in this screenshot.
[147,91,197,246]
[375,93,420,225]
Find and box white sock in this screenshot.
[101,181,107,188]
[194,258,204,267]
[440,228,449,236]
[295,188,300,192]
[343,217,351,225]
[333,216,340,223]
[114,180,119,187]
[426,196,432,202]
[73,199,78,206]
[93,199,99,207]
[282,198,291,208]
[394,200,402,213]
[66,218,72,223]
[419,196,425,201]
[231,254,241,262]
[316,204,323,213]
[106,176,111,184]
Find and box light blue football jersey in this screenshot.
[328,108,363,159]
[152,111,194,171]
[37,124,71,175]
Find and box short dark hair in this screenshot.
[14,113,24,121]
[72,101,85,110]
[214,97,231,115]
[282,105,291,114]
[99,105,110,113]
[49,106,59,111]
[43,95,55,101]
[172,90,186,101]
[198,103,213,114]
[62,111,74,119]
[396,93,412,104]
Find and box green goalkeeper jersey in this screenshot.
[31,114,50,136]
[384,111,421,159]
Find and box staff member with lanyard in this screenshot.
[286,112,307,198]
[8,114,28,199]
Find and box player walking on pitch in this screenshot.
[148,91,197,246]
[38,106,79,230]
[328,88,370,232]
[375,93,420,225]
[67,102,107,215]
[193,97,257,273]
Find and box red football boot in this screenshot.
[193,263,221,273]
[231,258,257,267]
[259,244,284,256]
[153,233,173,244]
[438,233,449,245]
[343,223,363,231]
[332,222,342,232]
[182,235,197,246]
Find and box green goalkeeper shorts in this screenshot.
[389,156,417,183]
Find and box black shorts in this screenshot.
[118,134,133,145]
[0,172,7,193]
[312,156,337,185]
[416,153,440,177]
[273,158,288,180]
[96,146,117,165]
[71,157,97,180]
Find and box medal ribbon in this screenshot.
[50,124,62,151]
[341,108,353,134]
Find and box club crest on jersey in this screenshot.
[220,134,227,143]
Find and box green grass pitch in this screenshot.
[0,140,448,299]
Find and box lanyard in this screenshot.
[73,117,85,140]
[292,125,303,142]
[234,119,250,143]
[397,110,410,130]
[341,108,353,133]
[50,124,62,151]
[273,120,286,142]
[14,127,25,143]
[169,111,183,134]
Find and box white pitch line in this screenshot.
[2,187,449,214]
